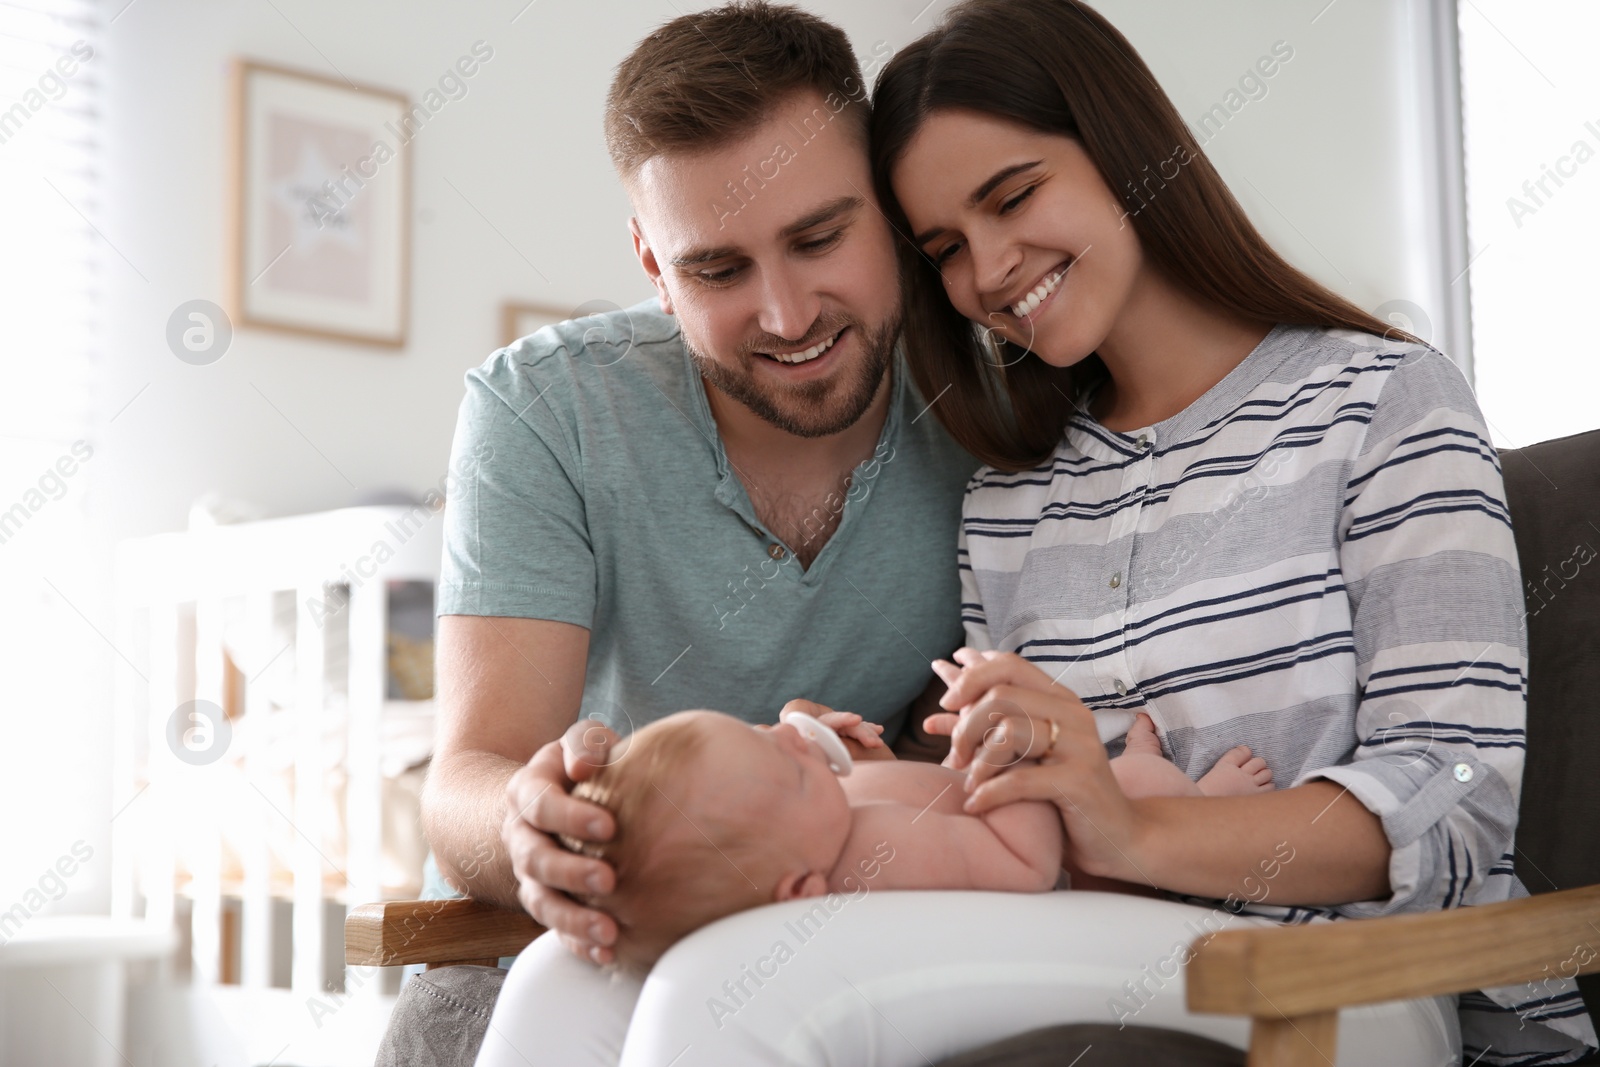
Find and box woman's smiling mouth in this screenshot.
[1008,259,1073,324]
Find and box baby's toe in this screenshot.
[1218,744,1253,768]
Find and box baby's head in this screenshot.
[561,710,852,970]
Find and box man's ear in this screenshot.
[772,870,828,903]
[629,216,673,315]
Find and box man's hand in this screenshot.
[776,699,896,761]
[502,718,623,963]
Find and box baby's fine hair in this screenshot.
[561,713,780,970]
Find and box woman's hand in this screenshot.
[924,649,1154,886]
[776,699,896,761]
[502,719,624,963]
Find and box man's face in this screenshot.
[629,90,902,438]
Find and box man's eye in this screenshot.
[698,265,741,284]
[797,230,844,253]
[999,185,1037,214]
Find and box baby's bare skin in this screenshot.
[1109,712,1276,799]
[818,714,1276,898]
[826,759,1063,895]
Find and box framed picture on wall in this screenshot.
[500,301,569,347]
[230,60,411,347]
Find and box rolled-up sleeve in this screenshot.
[1296,346,1526,918]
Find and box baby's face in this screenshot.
[673,712,853,884]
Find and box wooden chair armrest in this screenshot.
[1187,883,1600,1019]
[344,898,545,968]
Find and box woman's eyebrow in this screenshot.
[913,160,1044,246]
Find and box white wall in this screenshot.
[62,0,1450,910]
[95,0,1450,542]
[1459,0,1600,447]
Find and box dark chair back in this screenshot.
[1500,428,1600,1035]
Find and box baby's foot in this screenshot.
[1109,714,1204,799]
[1122,711,1164,757]
[1196,745,1275,797]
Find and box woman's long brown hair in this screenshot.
[870,0,1415,472]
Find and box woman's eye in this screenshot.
[999,185,1037,214]
[931,241,962,267]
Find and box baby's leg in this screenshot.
[1108,712,1203,798]
[1108,713,1275,798]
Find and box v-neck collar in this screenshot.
[689,350,906,583]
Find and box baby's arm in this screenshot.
[837,785,1062,893]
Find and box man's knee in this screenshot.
[375,964,505,1067]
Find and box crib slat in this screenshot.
[110,578,142,921]
[143,600,180,984]
[345,579,385,1001]
[291,583,328,998]
[240,590,277,990]
[188,594,225,987]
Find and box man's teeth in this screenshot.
[1011,267,1067,319]
[768,330,841,364]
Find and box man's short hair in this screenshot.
[604,1,869,182]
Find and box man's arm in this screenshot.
[421,615,589,909]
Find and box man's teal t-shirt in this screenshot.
[437,300,977,738]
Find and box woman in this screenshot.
[867,0,1593,1064]
[479,3,1593,1065]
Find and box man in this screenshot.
[418,0,971,978]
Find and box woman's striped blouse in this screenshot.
[958,324,1594,1064]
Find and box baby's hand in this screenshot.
[777,699,895,761]
[921,648,1008,745]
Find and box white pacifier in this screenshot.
[778,709,854,777]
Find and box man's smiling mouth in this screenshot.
[758,327,845,365]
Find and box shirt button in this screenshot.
[1114,678,1128,696]
[767,543,786,561]
[1109,572,1122,589]
[1453,762,1474,783]
[1137,434,1150,450]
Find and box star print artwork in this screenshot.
[231,61,409,346]
[264,116,373,302]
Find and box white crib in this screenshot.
[112,504,443,1064]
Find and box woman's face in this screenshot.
[891,109,1143,368]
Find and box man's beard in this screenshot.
[686,312,900,439]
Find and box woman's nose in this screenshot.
[968,231,1021,301]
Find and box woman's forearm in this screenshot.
[1114,780,1391,907]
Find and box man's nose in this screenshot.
[755,266,821,343]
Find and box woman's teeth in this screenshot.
[1011,266,1067,319]
[768,329,842,364]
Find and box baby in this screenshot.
[560,706,1273,970]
